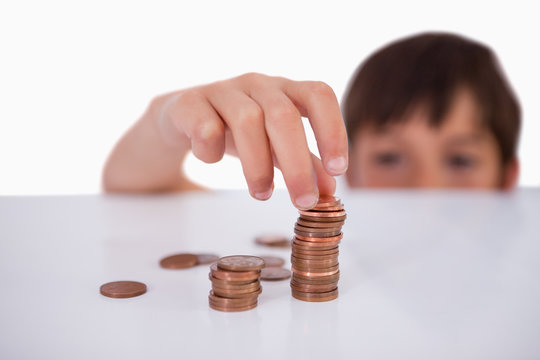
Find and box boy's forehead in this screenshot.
[361,88,486,139]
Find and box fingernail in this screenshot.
[254,187,273,201]
[295,193,318,209]
[327,156,348,174]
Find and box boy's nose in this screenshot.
[411,166,445,188]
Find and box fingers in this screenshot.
[248,86,319,209]
[281,80,349,176]
[164,90,226,163]
[205,86,274,200]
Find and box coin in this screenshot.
[160,253,199,269]
[255,235,291,248]
[213,286,262,299]
[260,267,291,281]
[196,253,220,265]
[314,195,342,208]
[100,281,147,299]
[294,229,342,238]
[259,255,285,267]
[295,233,343,242]
[210,263,261,281]
[296,218,345,228]
[290,280,337,293]
[291,288,339,302]
[217,255,266,272]
[300,214,347,222]
[299,209,346,218]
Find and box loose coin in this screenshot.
[196,253,220,265]
[260,267,292,281]
[160,253,199,269]
[259,255,285,267]
[218,255,266,272]
[100,281,147,299]
[255,235,291,248]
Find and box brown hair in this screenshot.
[341,32,521,165]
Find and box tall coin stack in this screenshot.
[208,255,265,312]
[290,195,346,302]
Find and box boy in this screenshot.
[103,32,521,209]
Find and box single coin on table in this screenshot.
[100,281,147,298]
[259,255,285,268]
[260,267,291,281]
[255,235,291,248]
[160,253,199,269]
[196,253,220,265]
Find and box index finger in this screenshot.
[281,80,349,176]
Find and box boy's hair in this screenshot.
[341,32,521,165]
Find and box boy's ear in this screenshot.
[501,157,519,190]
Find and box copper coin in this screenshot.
[213,286,262,299]
[294,229,342,238]
[296,218,345,228]
[160,253,199,269]
[209,274,258,286]
[294,224,342,233]
[314,195,341,208]
[209,302,258,312]
[211,279,261,291]
[292,252,339,260]
[290,280,337,293]
[217,255,266,272]
[210,263,261,281]
[300,214,347,222]
[291,245,339,256]
[293,238,341,248]
[196,253,220,265]
[299,209,346,218]
[295,233,343,243]
[292,266,339,277]
[291,258,339,269]
[292,271,340,283]
[209,291,259,306]
[100,281,147,299]
[311,204,344,211]
[259,255,285,268]
[255,235,291,248]
[260,267,292,281]
[291,288,339,302]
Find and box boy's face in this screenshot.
[346,89,516,189]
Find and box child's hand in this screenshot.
[104,73,348,210]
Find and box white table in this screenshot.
[1,190,539,359]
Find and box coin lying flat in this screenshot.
[217,255,265,272]
[259,255,285,268]
[260,267,291,281]
[160,253,199,269]
[195,253,219,265]
[255,235,291,248]
[100,281,147,298]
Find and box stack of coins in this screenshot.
[290,195,346,302]
[208,255,265,312]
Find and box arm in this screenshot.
[102,73,349,209]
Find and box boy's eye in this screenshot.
[374,152,402,166]
[446,154,476,169]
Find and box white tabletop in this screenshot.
[1,189,539,360]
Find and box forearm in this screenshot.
[102,94,201,193]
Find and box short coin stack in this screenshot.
[209,255,265,312]
[290,195,346,302]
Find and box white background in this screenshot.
[0,0,538,195]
